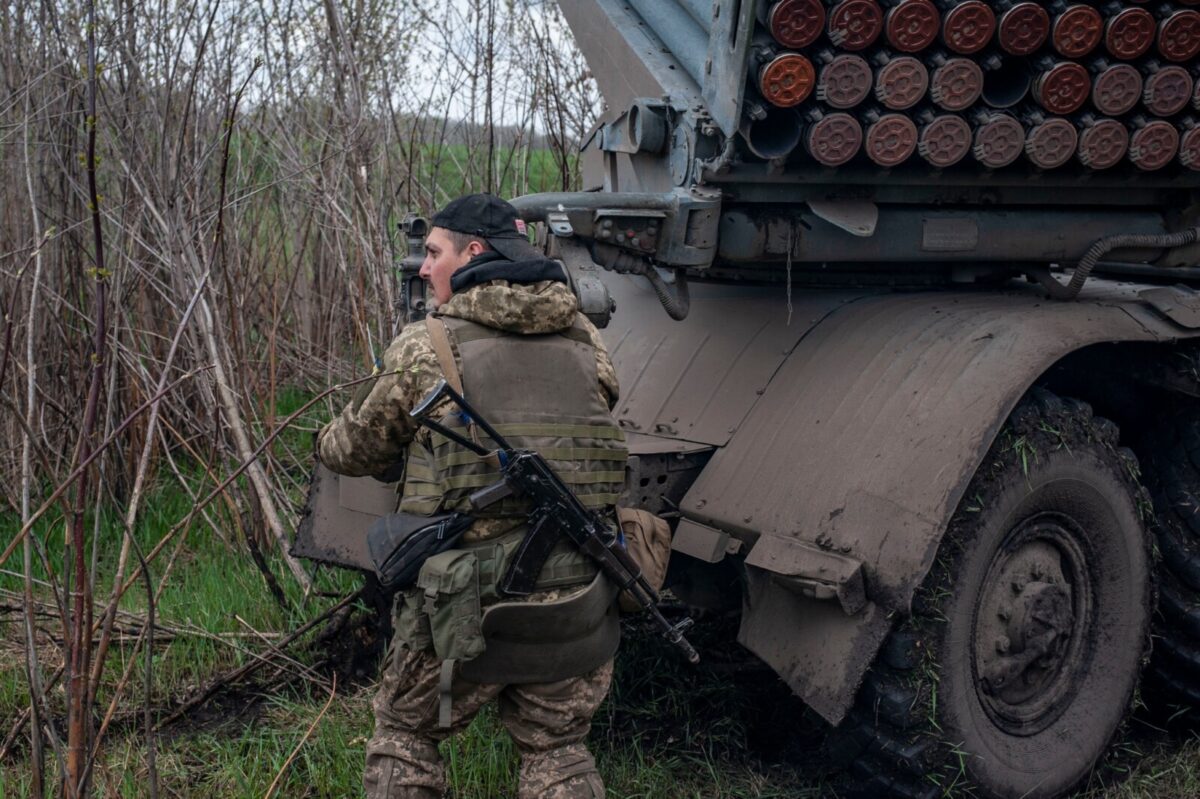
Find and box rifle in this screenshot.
[411,378,700,664]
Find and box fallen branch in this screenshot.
[156,589,361,730]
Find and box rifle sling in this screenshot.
[425,314,492,461]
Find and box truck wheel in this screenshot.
[1139,411,1200,721]
[832,390,1152,799]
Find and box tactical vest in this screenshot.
[392,312,628,699]
[398,314,627,518]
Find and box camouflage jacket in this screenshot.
[318,279,620,480]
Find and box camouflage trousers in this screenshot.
[364,647,613,799]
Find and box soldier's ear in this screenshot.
[466,240,487,258]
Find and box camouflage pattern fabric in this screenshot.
[319,276,622,796]
[364,648,612,799]
[318,279,617,487]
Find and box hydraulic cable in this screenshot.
[1034,227,1200,300]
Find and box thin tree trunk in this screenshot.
[65,3,108,791]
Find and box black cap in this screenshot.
[431,193,540,261]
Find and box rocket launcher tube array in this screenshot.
[727,0,1200,170]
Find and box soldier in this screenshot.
[317,193,627,799]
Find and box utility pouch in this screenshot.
[367,512,473,590]
[616,507,672,614]
[416,549,486,663]
[391,589,434,655]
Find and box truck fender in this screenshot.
[674,283,1200,724]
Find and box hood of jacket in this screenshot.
[436,254,578,335]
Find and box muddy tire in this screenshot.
[832,390,1153,799]
[1139,411,1200,721]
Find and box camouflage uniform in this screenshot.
[319,279,620,798]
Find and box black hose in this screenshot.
[643,265,691,321]
[1034,228,1200,300]
[591,243,691,320]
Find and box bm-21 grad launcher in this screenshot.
[295,1,1200,796]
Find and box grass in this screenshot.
[3,390,1200,796]
[4,557,1200,798]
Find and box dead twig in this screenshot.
[262,673,338,799]
[156,589,361,730]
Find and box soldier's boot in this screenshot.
[363,732,444,799]
[517,742,605,799]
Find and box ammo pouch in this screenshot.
[367,512,474,590]
[416,549,487,663]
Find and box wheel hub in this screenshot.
[974,517,1093,735]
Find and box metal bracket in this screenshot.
[808,199,879,238]
[600,98,671,155]
[1140,285,1200,329]
[745,534,868,616]
[672,518,743,563]
[548,212,574,237]
[510,188,721,269]
[558,238,616,328]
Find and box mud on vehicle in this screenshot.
[297,1,1200,796]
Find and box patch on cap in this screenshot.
[515,219,527,235]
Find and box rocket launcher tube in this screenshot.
[828,0,885,50]
[1089,57,1143,114]
[861,106,919,165]
[1050,1,1104,58]
[755,47,817,107]
[1156,7,1200,62]
[971,109,1026,168]
[741,99,804,158]
[804,108,865,165]
[1021,109,1080,169]
[1032,57,1091,115]
[872,51,931,110]
[1104,4,1155,60]
[980,53,1033,108]
[927,51,984,110]
[766,0,827,48]
[939,0,996,54]
[816,49,874,109]
[1076,112,1130,169]
[1128,115,1181,171]
[1142,59,1194,115]
[1178,117,1200,168]
[882,0,941,52]
[915,109,973,166]
[995,0,1051,56]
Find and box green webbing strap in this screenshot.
[437,447,627,468]
[403,464,439,484]
[407,460,622,486]
[399,497,443,515]
[449,323,594,348]
[437,471,627,491]
[431,422,625,450]
[442,491,619,514]
[438,658,455,728]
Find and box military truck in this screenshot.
[296,0,1200,796]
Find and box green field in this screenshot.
[2,391,1198,797]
